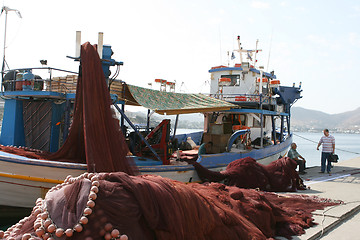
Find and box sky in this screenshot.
[0,0,359,114]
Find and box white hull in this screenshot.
[0,155,85,208]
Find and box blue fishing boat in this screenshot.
[0,32,301,208]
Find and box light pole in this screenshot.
[0,6,22,89]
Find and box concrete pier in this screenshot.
[277,157,360,239]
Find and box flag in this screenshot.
[231,52,236,60]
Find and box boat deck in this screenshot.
[276,157,360,239]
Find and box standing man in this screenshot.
[288,143,306,174]
[317,129,335,174]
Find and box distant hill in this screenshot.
[124,110,204,129]
[125,106,360,132]
[291,107,360,132]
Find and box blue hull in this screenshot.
[137,134,292,173]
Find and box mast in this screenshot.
[237,36,243,63]
[253,39,259,68]
[234,36,262,65]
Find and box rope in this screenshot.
[293,133,360,155]
[315,200,360,239]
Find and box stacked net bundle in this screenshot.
[192,156,306,192]
[1,172,339,240]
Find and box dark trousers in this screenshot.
[321,152,332,173]
[296,159,306,173]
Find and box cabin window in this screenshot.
[253,117,265,127]
[232,114,246,125]
[221,75,240,86]
[240,114,246,125]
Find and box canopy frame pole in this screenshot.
[271,115,277,145]
[146,109,151,133]
[280,115,284,143]
[113,103,161,161]
[172,114,179,140]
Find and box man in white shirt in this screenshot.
[317,129,335,174]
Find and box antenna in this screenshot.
[219,26,222,64]
[266,29,273,72]
[237,36,243,63]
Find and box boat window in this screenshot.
[220,75,240,86]
[253,117,265,127]
[240,114,246,125]
[232,114,246,126]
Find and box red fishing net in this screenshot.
[192,157,306,192]
[47,42,135,174]
[2,172,339,240]
[0,42,136,175]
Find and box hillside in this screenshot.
[125,106,360,133]
[291,107,360,132]
[0,100,358,133]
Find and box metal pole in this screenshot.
[259,67,264,148]
[260,96,264,148]
[121,103,125,133]
[1,7,22,90]
[254,39,259,68]
[271,115,276,145]
[113,103,161,162]
[237,36,243,63]
[1,11,8,90]
[280,115,284,143]
[172,114,179,140]
[146,109,150,133]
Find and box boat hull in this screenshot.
[0,136,291,208]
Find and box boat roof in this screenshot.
[122,84,236,115]
[209,66,276,79]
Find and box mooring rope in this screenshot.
[293,132,360,155]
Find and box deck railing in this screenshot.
[209,93,277,106]
[2,67,78,93]
[1,67,124,97]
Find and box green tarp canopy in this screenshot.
[123,84,236,115]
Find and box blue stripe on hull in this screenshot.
[139,135,292,172]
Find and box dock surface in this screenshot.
[278,157,360,239]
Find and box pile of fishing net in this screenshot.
[1,172,339,240]
[191,156,307,192]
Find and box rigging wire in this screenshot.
[266,28,273,72]
[293,132,360,155]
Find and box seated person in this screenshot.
[287,143,306,174]
[186,137,198,149]
[198,142,213,156]
[245,137,252,150]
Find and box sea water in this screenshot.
[293,132,360,167]
[176,129,360,167]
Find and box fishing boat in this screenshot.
[0,33,302,208]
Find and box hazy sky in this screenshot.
[1,0,359,114]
